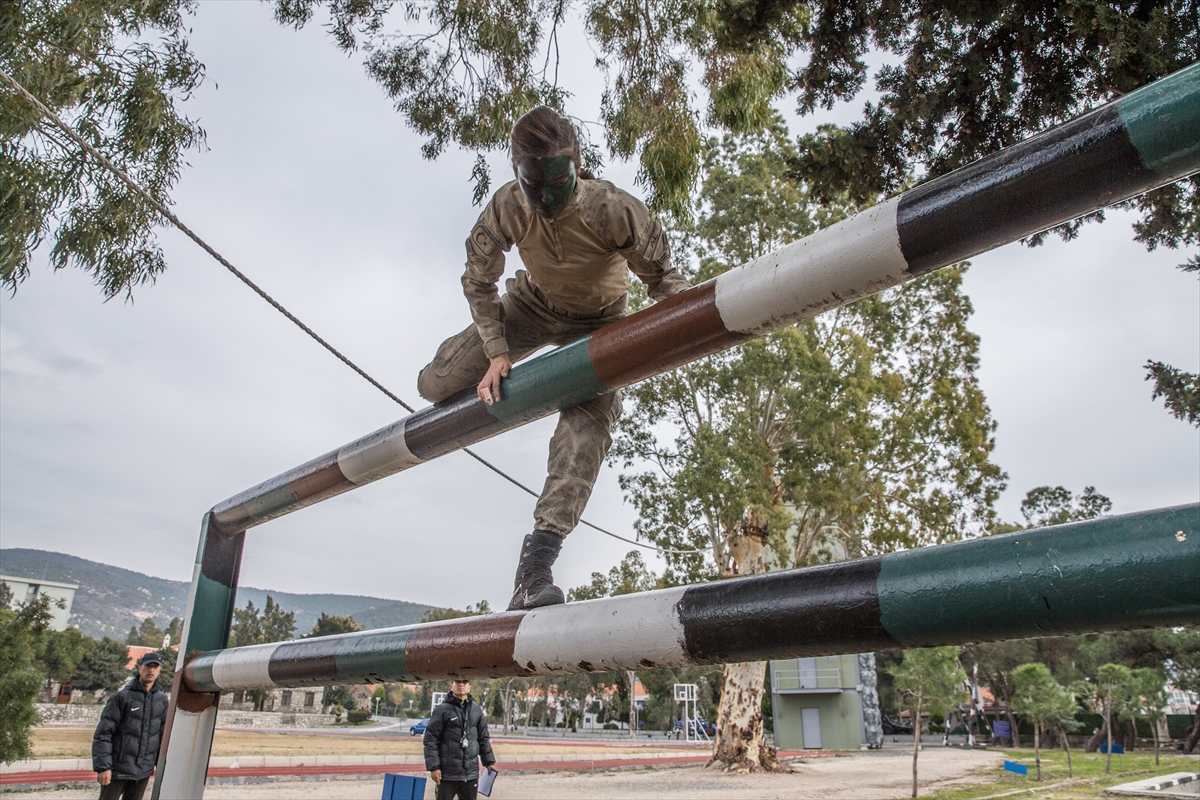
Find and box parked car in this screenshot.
[410,718,430,736]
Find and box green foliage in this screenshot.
[567,551,659,601]
[36,626,92,683]
[306,613,359,638]
[613,124,1004,583]
[1011,662,1078,779]
[125,616,172,647]
[346,708,371,723]
[891,647,968,721]
[1019,485,1112,528]
[0,594,56,764]
[0,582,12,608]
[1145,360,1200,427]
[229,596,296,648]
[419,600,491,624]
[325,684,356,711]
[1,0,207,297]
[790,1,1199,256]
[275,0,1196,243]
[71,635,131,694]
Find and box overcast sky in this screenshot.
[2,1,1197,612]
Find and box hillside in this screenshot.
[0,549,435,639]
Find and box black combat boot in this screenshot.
[506,530,566,611]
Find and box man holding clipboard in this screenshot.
[423,679,498,799]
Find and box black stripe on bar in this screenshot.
[403,388,505,460]
[678,557,898,662]
[199,525,245,590]
[267,637,342,688]
[896,104,1151,276]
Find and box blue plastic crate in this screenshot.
[382,773,427,800]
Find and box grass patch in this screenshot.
[928,748,1200,799]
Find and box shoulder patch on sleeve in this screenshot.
[466,223,502,265]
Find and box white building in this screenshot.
[1,575,79,631]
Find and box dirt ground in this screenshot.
[30,727,687,758]
[9,748,1003,799]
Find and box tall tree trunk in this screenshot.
[708,516,786,773]
[1033,721,1041,781]
[1153,717,1159,766]
[912,697,923,798]
[627,670,638,738]
[1004,706,1022,748]
[1184,711,1200,754]
[1060,727,1073,778]
[1105,705,1113,774]
[1086,717,1106,753]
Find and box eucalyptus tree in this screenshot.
[608,120,1003,771]
[1,0,206,296]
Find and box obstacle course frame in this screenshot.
[154,62,1200,798]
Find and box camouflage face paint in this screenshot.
[516,154,577,218]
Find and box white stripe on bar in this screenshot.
[714,196,910,335]
[337,419,423,485]
[513,587,689,672]
[210,642,282,690]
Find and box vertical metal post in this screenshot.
[153,514,244,799]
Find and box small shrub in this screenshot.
[603,723,618,730]
[347,709,372,723]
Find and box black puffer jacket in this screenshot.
[423,693,495,781]
[92,680,169,779]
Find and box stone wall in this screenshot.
[35,704,333,729]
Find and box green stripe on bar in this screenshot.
[334,627,419,683]
[1118,61,1200,178]
[187,573,240,652]
[189,655,216,691]
[242,483,297,523]
[877,505,1200,648]
[487,336,610,424]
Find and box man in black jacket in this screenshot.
[91,651,169,800]
[423,678,497,800]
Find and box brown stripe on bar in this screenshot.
[210,451,354,533]
[405,613,529,680]
[289,453,354,508]
[589,281,751,389]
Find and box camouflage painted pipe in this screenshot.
[182,505,1200,691]
[153,515,245,800]
[209,63,1200,535]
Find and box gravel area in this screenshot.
[7,747,1003,799]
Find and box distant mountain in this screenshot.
[0,549,435,640]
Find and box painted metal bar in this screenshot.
[207,62,1200,536]
[153,515,245,799]
[182,504,1200,691]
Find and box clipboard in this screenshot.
[478,766,499,797]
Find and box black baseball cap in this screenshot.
[140,652,163,666]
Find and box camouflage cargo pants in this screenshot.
[417,270,624,538]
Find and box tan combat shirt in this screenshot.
[463,178,691,358]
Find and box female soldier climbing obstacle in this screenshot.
[417,106,690,611]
